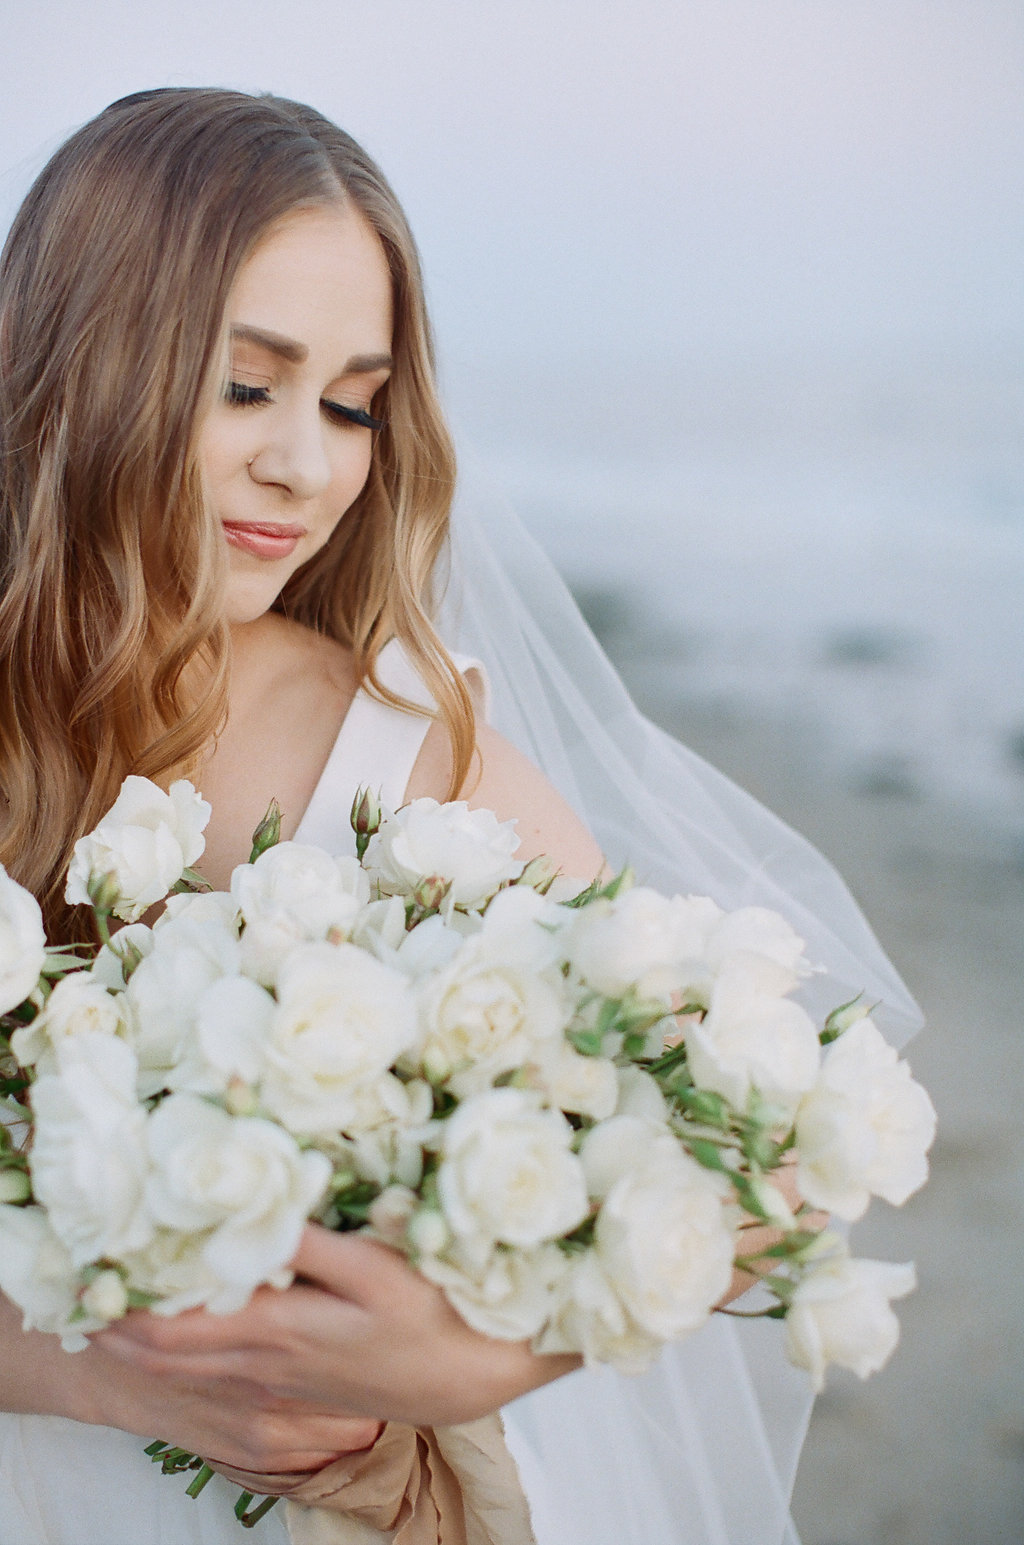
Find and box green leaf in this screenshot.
[568,1028,604,1058]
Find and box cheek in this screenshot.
[328,442,376,518]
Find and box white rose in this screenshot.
[785,1250,917,1392]
[437,1088,589,1248]
[29,1033,153,1268]
[593,1134,735,1341]
[579,1114,669,1200]
[420,1239,568,1341]
[417,935,570,1096]
[124,911,240,1096]
[534,1251,659,1372]
[795,1018,936,1220]
[11,971,129,1074]
[685,975,821,1116]
[232,845,369,986]
[65,776,210,923]
[534,1043,619,1120]
[145,1094,330,1296]
[613,1065,669,1124]
[363,798,523,910]
[261,942,418,1135]
[168,974,275,1097]
[0,866,46,1014]
[155,890,240,934]
[0,1203,101,1347]
[564,889,721,1002]
[122,1226,233,1316]
[706,906,812,995]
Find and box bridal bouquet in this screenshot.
[0,775,935,1419]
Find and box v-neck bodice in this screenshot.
[293,638,488,854]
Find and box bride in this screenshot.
[0,88,919,1545]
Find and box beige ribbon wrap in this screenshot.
[211,1416,536,1545]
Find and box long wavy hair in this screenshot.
[0,88,472,937]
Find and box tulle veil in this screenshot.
[438,466,922,1545]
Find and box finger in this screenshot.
[92,1280,321,1353]
[289,1224,411,1303]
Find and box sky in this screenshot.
[1,0,1022,372]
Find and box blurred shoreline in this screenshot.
[606,644,1024,1545]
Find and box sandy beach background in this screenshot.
[576,617,1024,1545]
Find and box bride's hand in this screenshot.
[95,1225,580,1428]
[0,1289,379,1474]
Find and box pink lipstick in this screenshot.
[222,521,305,560]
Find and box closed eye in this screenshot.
[226,381,383,432]
[322,400,385,432]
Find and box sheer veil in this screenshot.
[437,466,923,1545]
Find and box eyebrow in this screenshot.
[230,324,392,374]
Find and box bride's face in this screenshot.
[196,203,393,626]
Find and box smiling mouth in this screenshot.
[222,521,306,560]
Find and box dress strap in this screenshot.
[294,639,488,854]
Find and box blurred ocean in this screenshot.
[445,341,1024,832]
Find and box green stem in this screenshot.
[234,1492,256,1521]
[715,1305,781,1319]
[93,910,112,948]
[186,1464,215,1499]
[240,1495,281,1528]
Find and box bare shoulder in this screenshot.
[407,719,605,885]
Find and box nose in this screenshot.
[247,398,332,501]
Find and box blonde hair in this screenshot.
[0,88,472,936]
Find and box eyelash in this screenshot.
[226,381,384,432]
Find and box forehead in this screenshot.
[228,204,393,353]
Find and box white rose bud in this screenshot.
[0,1170,31,1204]
[368,1185,419,1246]
[79,1268,129,1323]
[0,865,46,1015]
[65,776,210,923]
[407,1207,452,1257]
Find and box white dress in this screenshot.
[0,640,486,1545]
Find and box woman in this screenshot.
[0,88,919,1545]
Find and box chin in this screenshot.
[223,576,287,628]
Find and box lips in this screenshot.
[222,521,306,561]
